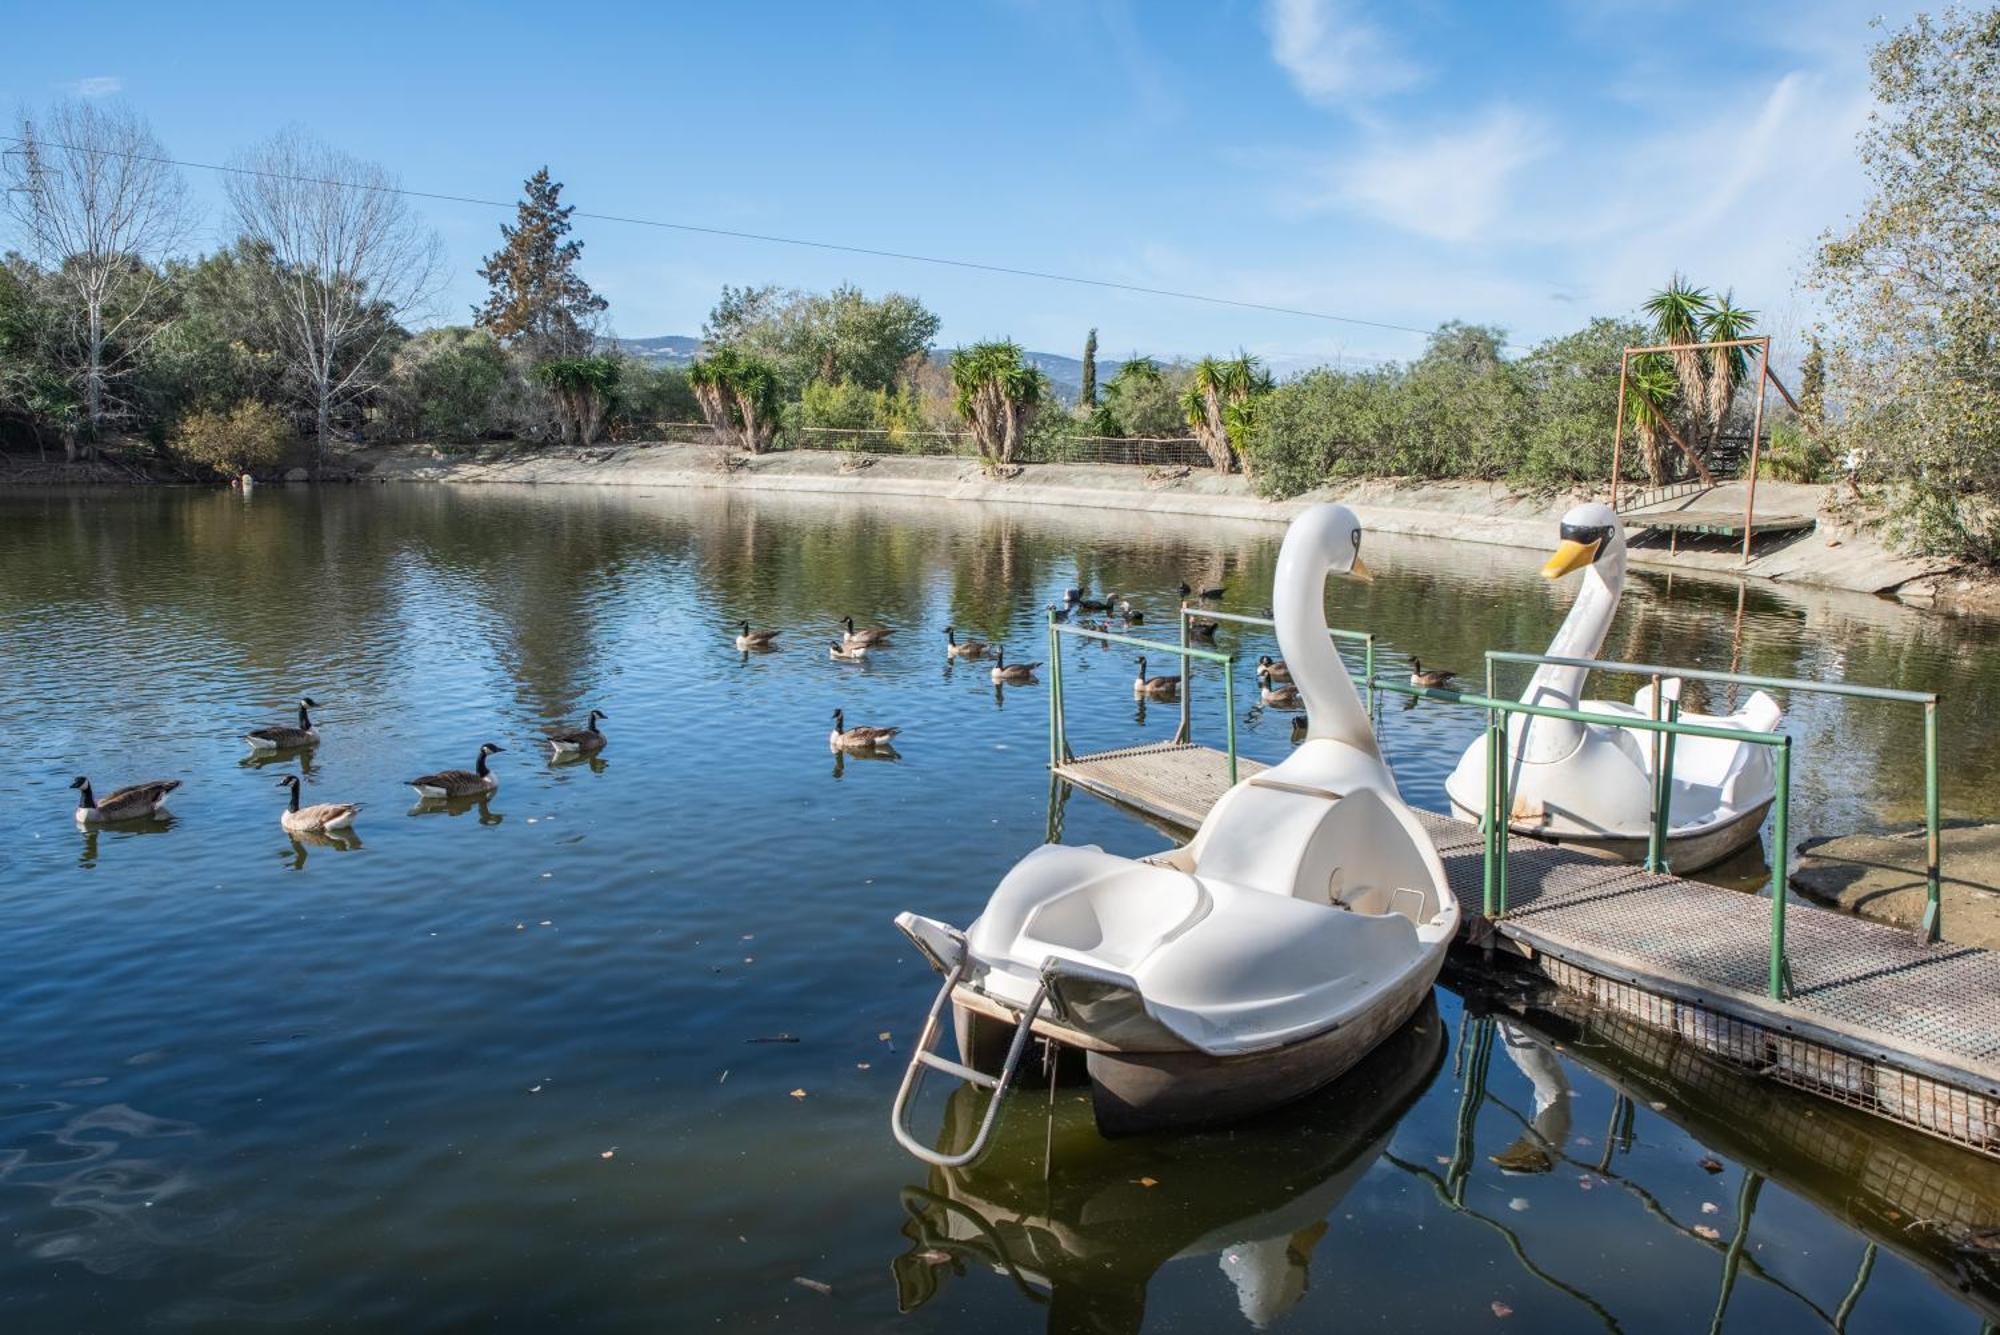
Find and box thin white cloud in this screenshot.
[69,76,123,97]
[1263,0,1421,106]
[1296,106,1550,244]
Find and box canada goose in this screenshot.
[1410,659,1458,689]
[1179,581,1226,600]
[841,616,894,648]
[1260,681,1304,710]
[245,697,320,751]
[943,626,990,659]
[1257,654,1292,683]
[548,709,608,755]
[829,639,870,663]
[408,743,503,799]
[1133,656,1180,699]
[1071,591,1113,613]
[990,647,1041,684]
[275,774,359,833]
[1189,617,1219,641]
[1046,602,1070,623]
[735,621,780,651]
[829,708,899,751]
[1290,713,1309,744]
[1119,599,1145,625]
[71,775,179,823]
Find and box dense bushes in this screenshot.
[172,400,292,475]
[1243,319,1655,498]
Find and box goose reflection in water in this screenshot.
[76,815,177,869]
[239,747,318,775]
[831,747,900,780]
[407,793,504,826]
[892,999,1443,1334]
[284,828,363,869]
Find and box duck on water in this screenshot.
[407,743,504,800]
[891,503,1459,1157]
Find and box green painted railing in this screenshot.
[1044,613,1242,782]
[1369,674,1798,999]
[1486,650,1943,944]
[1175,605,1378,720]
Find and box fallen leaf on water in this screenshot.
[916,1249,952,1265]
[878,1031,892,1042]
[1508,1197,1530,1213]
[793,1277,832,1296]
[856,1062,871,1070]
[1694,1225,1721,1240]
[1491,1301,1514,1318]
[1698,1156,1724,1174]
[1650,1101,1668,1111]
[528,1085,542,1093]
[1435,1155,1452,1165]
[600,1150,615,1160]
[1701,1202,1718,1215]
[1137,1176,1159,1187]
[1578,1178,1593,1191]
[790,1088,808,1099]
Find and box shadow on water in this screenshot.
[892,999,1446,1334]
[406,794,504,826]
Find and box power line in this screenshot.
[0,133,1449,344]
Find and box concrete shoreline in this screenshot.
[349,439,1977,605]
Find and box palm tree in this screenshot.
[1640,276,1720,482]
[1699,293,1758,450]
[1181,352,1270,474]
[951,340,1045,468]
[688,348,782,453]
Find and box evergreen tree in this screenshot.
[476,168,607,359]
[1080,327,1098,408]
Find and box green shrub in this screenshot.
[379,327,515,442]
[173,400,292,475]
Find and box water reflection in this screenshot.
[406,794,503,825]
[76,816,176,869]
[284,830,362,869]
[893,1000,1444,1334]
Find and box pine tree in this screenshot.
[476,168,607,360]
[1079,327,1098,408]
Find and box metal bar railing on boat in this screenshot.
[1046,611,1238,774]
[1486,649,1943,943]
[1371,674,1796,998]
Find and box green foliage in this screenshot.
[950,341,1046,466]
[1098,356,1187,438]
[1812,5,2000,561]
[689,347,784,452]
[171,399,291,475]
[1516,318,1649,483]
[1079,328,1098,408]
[702,282,939,393]
[1758,419,1828,483]
[533,355,621,447]
[607,360,699,439]
[797,379,927,450]
[380,327,515,442]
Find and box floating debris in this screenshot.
[1491,1300,1514,1318]
[1507,1197,1530,1213]
[793,1277,832,1296]
[600,1149,615,1160]
[747,1035,799,1044]
[1694,1224,1721,1240]
[1698,1156,1724,1174]
[789,1088,808,1099]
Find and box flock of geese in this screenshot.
[69,577,1461,829]
[69,698,610,836]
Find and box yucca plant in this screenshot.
[1699,293,1759,446]
[1642,275,1714,451]
[1622,354,1680,485]
[1181,352,1270,474]
[950,341,1045,468]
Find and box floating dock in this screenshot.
[1054,741,2000,1159]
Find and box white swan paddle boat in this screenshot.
[891,503,1459,1159]
[1442,502,1782,872]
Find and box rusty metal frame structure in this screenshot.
[1609,336,1807,564]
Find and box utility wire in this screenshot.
[1,133,1450,344]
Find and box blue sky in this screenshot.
[4,1,1916,371]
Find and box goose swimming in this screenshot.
[841,616,894,648]
[245,697,320,751]
[1257,654,1291,684]
[547,709,608,756]
[943,626,990,659]
[1409,659,1456,689]
[71,775,179,823]
[829,708,899,752]
[892,503,1458,1155]
[1442,502,1782,871]
[1133,655,1180,699]
[408,743,504,799]
[734,621,780,651]
[829,639,870,663]
[275,774,360,833]
[989,647,1040,684]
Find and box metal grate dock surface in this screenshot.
[1056,742,2000,1153]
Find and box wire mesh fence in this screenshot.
[606,422,1214,469]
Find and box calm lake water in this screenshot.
[2,482,1998,1333]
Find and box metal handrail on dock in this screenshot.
[1484,649,1943,943]
[1045,617,1242,782]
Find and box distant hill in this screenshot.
[615,336,1125,404]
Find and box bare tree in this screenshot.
[224,130,441,469]
[2,100,189,451]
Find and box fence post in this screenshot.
[1924,699,1941,943]
[1482,704,1499,918]
[1223,657,1239,786]
[1175,603,1193,746]
[1646,675,1665,873]
[1769,739,1793,999]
